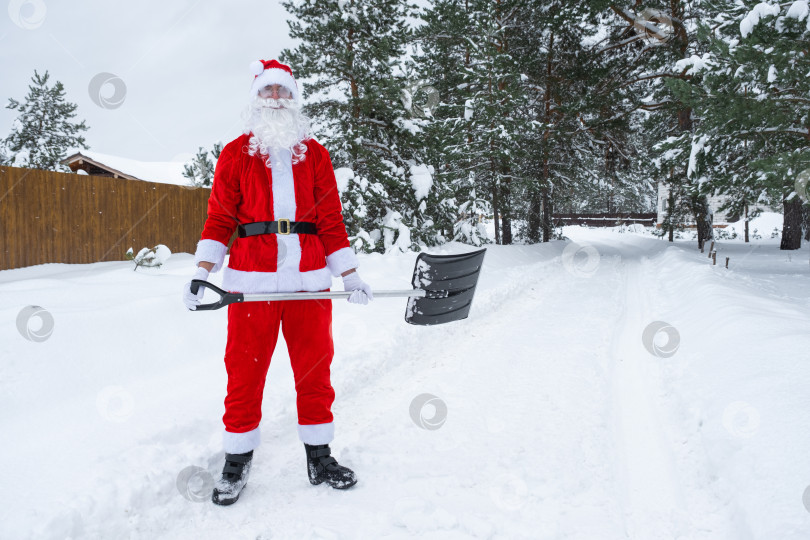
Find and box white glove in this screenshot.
[183,266,210,310]
[342,271,373,305]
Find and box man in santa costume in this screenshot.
[182,59,373,505]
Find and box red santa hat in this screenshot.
[249,59,300,102]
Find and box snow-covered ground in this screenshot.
[2,215,810,539]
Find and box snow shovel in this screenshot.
[190,248,486,326]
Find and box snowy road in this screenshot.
[2,225,810,539]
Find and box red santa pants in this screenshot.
[221,295,335,454]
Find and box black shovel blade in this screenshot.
[405,248,487,326]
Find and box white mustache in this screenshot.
[254,96,298,110]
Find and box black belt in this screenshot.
[238,220,318,237]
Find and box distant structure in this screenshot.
[60,150,191,187]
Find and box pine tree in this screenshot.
[183,142,222,187]
[280,0,434,253]
[410,0,488,246]
[514,1,626,242]
[413,0,500,245]
[3,70,89,171]
[657,178,692,241]
[676,0,810,250]
[605,1,716,247]
[415,1,654,245]
[415,0,534,245]
[0,143,9,166]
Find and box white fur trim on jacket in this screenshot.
[250,69,300,102]
[223,426,260,454]
[297,422,334,445]
[223,265,332,294]
[326,246,359,277]
[269,148,305,285]
[194,239,228,273]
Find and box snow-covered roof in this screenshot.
[62,150,191,186]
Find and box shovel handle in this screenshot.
[189,280,431,311]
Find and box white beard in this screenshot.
[242,96,312,165]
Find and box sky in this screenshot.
[0,1,300,163]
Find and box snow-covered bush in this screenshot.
[126,245,171,270]
[714,228,738,240]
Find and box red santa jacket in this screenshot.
[193,133,358,293]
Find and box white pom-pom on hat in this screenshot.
[249,60,265,77]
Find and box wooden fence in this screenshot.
[554,213,657,227]
[0,166,212,271]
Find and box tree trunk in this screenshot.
[693,196,713,249]
[527,189,542,243]
[780,197,803,250]
[492,185,501,245]
[346,25,360,163]
[664,188,676,242]
[677,107,692,132]
[744,204,750,243]
[501,217,512,244]
[541,30,554,243]
[605,145,616,214]
[802,204,810,242]
[501,182,513,245]
[541,186,552,242]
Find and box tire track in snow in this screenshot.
[607,252,688,538]
[594,237,744,540]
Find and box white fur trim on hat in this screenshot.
[250,68,300,102]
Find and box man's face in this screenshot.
[245,80,310,158]
[258,84,293,102]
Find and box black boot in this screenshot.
[305,444,357,489]
[212,450,253,505]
